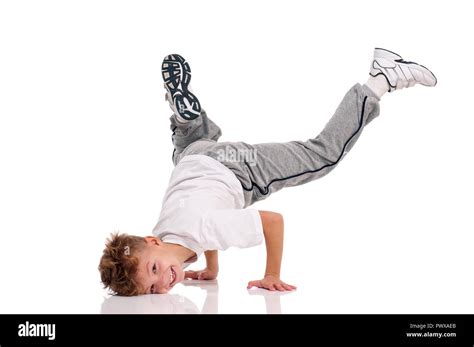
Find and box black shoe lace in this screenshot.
[395,58,417,65]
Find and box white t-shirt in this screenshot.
[152,154,263,260]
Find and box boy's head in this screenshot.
[98,233,184,296]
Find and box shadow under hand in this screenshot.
[100,279,219,314]
[247,288,293,314]
[181,279,218,313]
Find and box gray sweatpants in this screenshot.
[170,83,380,207]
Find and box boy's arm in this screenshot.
[247,211,296,291]
[185,250,219,280]
[204,250,219,273]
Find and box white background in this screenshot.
[0,0,473,314]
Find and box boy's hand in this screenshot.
[247,275,296,291]
[185,250,219,281]
[185,268,218,280]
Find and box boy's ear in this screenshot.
[144,236,163,246]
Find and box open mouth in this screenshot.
[169,266,177,287]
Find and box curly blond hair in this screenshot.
[98,233,146,296]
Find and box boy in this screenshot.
[99,48,437,296]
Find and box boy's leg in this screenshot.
[214,83,380,206]
[200,48,436,207]
[162,54,223,165]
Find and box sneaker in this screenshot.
[162,54,201,121]
[370,48,437,92]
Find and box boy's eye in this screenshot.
[152,264,156,274]
[150,284,154,294]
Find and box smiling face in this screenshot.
[136,237,185,294]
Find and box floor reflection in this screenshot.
[101,292,200,314]
[101,279,218,314]
[101,279,291,314]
